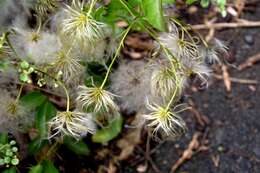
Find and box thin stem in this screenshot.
[119,0,136,17]
[87,0,98,16]
[44,140,60,161]
[58,81,70,112]
[15,83,24,103]
[100,22,134,89]
[165,87,178,111]
[35,68,70,111]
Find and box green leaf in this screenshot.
[36,101,57,139]
[163,0,175,4]
[28,137,48,155]
[185,0,198,4]
[85,62,107,87]
[0,133,8,144]
[19,73,29,82]
[105,0,131,23]
[63,137,90,156]
[0,60,10,71]
[92,114,123,143]
[142,0,166,31]
[2,167,17,173]
[28,164,43,173]
[42,160,59,173]
[20,91,47,109]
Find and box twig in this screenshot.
[222,65,232,92]
[188,99,210,127]
[238,53,260,70]
[145,130,162,173]
[214,74,258,84]
[191,20,260,30]
[171,132,201,173]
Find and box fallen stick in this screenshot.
[171,132,201,173]
[222,65,232,92]
[238,53,260,70]
[214,74,258,84]
[191,20,260,30]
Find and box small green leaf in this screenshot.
[20,61,30,69]
[200,0,210,7]
[28,164,43,173]
[63,137,90,156]
[2,167,17,173]
[0,60,10,71]
[42,160,59,173]
[20,91,47,109]
[142,0,166,31]
[92,114,123,143]
[19,73,29,82]
[11,158,19,166]
[36,101,56,139]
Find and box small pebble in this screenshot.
[244,35,254,45]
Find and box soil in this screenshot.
[137,4,260,173]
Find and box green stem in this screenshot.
[58,81,70,112]
[119,0,136,17]
[100,23,134,89]
[39,140,61,162]
[35,68,70,111]
[87,0,98,16]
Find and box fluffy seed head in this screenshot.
[77,86,119,113]
[110,60,155,114]
[35,0,58,17]
[143,101,188,139]
[158,23,199,59]
[48,111,96,139]
[11,28,62,65]
[61,0,105,45]
[52,48,83,83]
[151,62,187,100]
[201,38,228,64]
[180,58,211,87]
[0,90,33,134]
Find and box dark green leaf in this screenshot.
[28,137,48,155]
[20,91,47,109]
[42,160,59,173]
[104,0,137,24]
[2,167,16,173]
[36,101,56,139]
[85,62,107,87]
[63,137,90,156]
[142,0,166,31]
[0,133,8,144]
[28,164,43,173]
[92,114,123,143]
